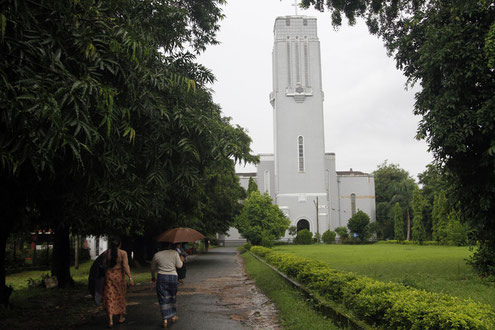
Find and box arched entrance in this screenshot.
[297,219,310,232]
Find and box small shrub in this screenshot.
[294,229,313,245]
[376,240,440,246]
[347,210,371,241]
[321,230,336,244]
[313,232,321,243]
[335,226,349,241]
[243,242,252,251]
[261,234,275,248]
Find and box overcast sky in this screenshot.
[198,0,433,180]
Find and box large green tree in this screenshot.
[302,0,495,274]
[431,190,449,242]
[411,186,427,242]
[373,161,416,240]
[247,177,259,196]
[0,0,257,292]
[417,164,449,236]
[393,202,405,241]
[234,191,290,246]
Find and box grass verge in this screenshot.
[241,250,341,330]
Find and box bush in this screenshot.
[261,233,275,248]
[321,230,336,244]
[294,229,313,245]
[313,232,321,243]
[235,191,290,246]
[376,240,440,246]
[243,242,252,251]
[335,227,349,241]
[347,210,371,241]
[250,246,495,329]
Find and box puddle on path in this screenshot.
[178,253,281,329]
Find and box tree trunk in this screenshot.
[74,235,79,270]
[0,221,13,306]
[0,175,20,306]
[406,210,411,241]
[52,222,74,288]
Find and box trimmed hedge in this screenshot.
[251,246,495,329]
[376,240,440,245]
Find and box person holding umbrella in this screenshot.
[151,242,184,328]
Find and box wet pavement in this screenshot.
[79,247,280,330]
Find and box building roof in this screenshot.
[236,172,257,177]
[337,170,373,177]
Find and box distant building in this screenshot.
[220,15,375,246]
[86,236,108,260]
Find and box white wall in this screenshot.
[337,174,376,228]
[86,236,108,260]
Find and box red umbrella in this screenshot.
[156,227,205,243]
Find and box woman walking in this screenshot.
[103,237,134,328]
[151,243,184,328]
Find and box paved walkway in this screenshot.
[79,247,279,329]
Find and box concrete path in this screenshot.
[79,247,279,330]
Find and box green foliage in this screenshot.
[432,191,449,242]
[313,232,321,243]
[195,161,247,235]
[412,186,427,243]
[243,242,252,251]
[446,210,469,246]
[322,230,336,244]
[372,161,416,240]
[393,203,405,241]
[347,210,371,241]
[485,18,495,68]
[0,0,259,289]
[335,227,349,241]
[469,241,495,278]
[376,240,440,246]
[288,225,297,237]
[235,191,290,246]
[247,177,259,196]
[251,246,495,329]
[418,164,451,240]
[261,232,275,248]
[294,229,313,245]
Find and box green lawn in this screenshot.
[274,244,495,308]
[241,251,341,330]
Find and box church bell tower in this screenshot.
[270,16,328,233]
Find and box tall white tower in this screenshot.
[269,16,328,233]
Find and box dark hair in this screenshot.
[159,242,173,250]
[108,237,121,268]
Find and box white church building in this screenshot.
[220,15,375,246]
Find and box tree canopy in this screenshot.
[234,191,290,246]
[373,161,416,240]
[0,0,257,291]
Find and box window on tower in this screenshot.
[298,136,304,172]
